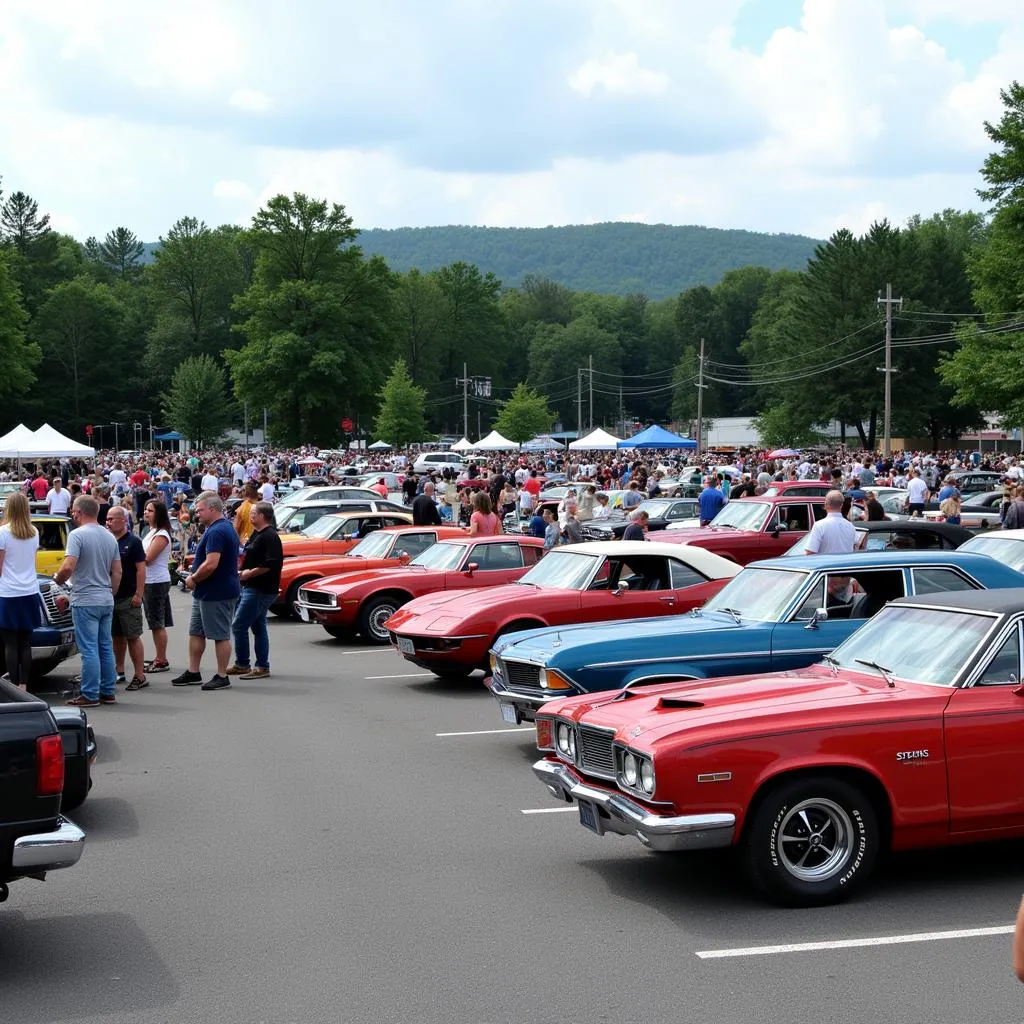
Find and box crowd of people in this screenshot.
[2,440,1024,702]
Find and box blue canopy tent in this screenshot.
[521,434,561,451]
[617,424,697,449]
[154,431,184,441]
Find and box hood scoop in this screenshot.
[656,697,704,710]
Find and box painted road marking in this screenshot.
[366,673,436,680]
[435,727,535,737]
[339,649,395,655]
[695,924,1015,960]
[521,807,576,815]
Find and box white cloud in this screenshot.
[229,88,273,113]
[568,52,670,97]
[212,179,253,200]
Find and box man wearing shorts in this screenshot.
[105,507,147,690]
[173,491,240,691]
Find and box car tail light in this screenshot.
[536,717,553,750]
[37,734,65,796]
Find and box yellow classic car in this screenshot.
[32,515,71,575]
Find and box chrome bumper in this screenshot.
[486,675,556,723]
[12,816,86,873]
[532,759,736,853]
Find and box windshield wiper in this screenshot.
[854,658,896,688]
[713,522,737,529]
[715,607,743,624]
[821,654,840,676]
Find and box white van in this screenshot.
[412,451,466,475]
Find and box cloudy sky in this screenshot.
[0,0,1019,242]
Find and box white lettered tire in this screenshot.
[742,776,879,906]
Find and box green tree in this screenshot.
[432,261,506,381]
[391,269,447,383]
[0,247,39,402]
[753,405,823,448]
[0,190,51,255]
[227,193,397,445]
[494,382,552,443]
[98,227,145,279]
[162,355,233,445]
[373,358,426,446]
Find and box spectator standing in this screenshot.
[173,492,240,691]
[56,495,122,708]
[105,507,148,690]
[698,476,726,527]
[30,470,49,502]
[528,507,546,538]
[803,490,857,554]
[577,485,597,522]
[227,502,283,680]
[622,509,649,541]
[259,476,275,502]
[200,466,219,493]
[141,500,174,674]
[1004,487,1024,530]
[46,477,71,516]
[0,493,42,691]
[371,477,389,498]
[412,482,442,526]
[233,483,258,545]
[108,463,128,497]
[906,469,930,515]
[469,492,501,536]
[940,493,962,525]
[402,473,419,505]
[542,508,560,552]
[622,481,643,511]
[562,508,584,545]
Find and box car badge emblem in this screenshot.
[629,725,642,738]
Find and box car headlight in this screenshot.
[622,752,638,787]
[556,723,570,755]
[567,728,576,760]
[537,667,548,688]
[489,652,500,676]
[640,759,655,794]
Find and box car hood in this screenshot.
[390,583,567,628]
[493,609,747,661]
[303,564,444,593]
[554,667,951,748]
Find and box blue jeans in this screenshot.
[72,604,116,700]
[231,590,277,669]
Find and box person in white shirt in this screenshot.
[46,477,72,515]
[259,479,276,502]
[201,469,219,492]
[108,463,128,496]
[231,461,245,486]
[0,493,42,690]
[804,490,857,554]
[906,469,930,514]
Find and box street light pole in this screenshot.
[876,283,903,458]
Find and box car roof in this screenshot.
[323,511,411,521]
[968,528,1024,540]
[440,534,544,546]
[891,587,1024,614]
[855,520,972,538]
[557,540,742,576]
[748,550,1009,571]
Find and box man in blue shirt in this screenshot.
[174,491,241,691]
[698,477,725,526]
[528,508,546,538]
[937,476,961,503]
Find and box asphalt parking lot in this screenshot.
[4,587,1024,1024]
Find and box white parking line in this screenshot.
[435,727,535,737]
[695,924,1015,960]
[521,807,576,815]
[339,648,394,655]
[366,673,436,680]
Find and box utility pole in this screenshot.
[148,415,153,450]
[577,368,583,438]
[876,283,903,458]
[263,408,268,445]
[695,337,706,455]
[477,408,481,440]
[243,401,249,450]
[619,384,623,437]
[455,363,470,439]
[112,421,121,452]
[588,354,593,432]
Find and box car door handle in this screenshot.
[659,596,677,604]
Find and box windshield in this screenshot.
[637,500,672,518]
[829,605,997,686]
[961,535,1024,572]
[348,531,395,558]
[278,490,306,506]
[410,542,467,570]
[703,566,809,621]
[518,550,600,589]
[302,516,348,538]
[709,501,770,531]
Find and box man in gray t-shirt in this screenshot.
[56,495,122,707]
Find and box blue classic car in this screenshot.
[486,551,1024,724]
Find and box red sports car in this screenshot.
[532,587,1024,906]
[295,535,544,650]
[385,541,742,678]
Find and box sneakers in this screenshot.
[67,694,99,708]
[171,670,203,686]
[239,668,270,680]
[99,693,118,705]
[126,677,149,691]
[201,675,231,691]
[225,664,250,676]
[145,660,170,673]
[115,673,127,685]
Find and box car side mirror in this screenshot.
[613,580,630,596]
[465,562,479,575]
[804,607,828,630]
[397,551,411,563]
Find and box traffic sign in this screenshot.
[85,424,94,436]
[341,417,354,432]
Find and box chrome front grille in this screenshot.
[577,725,616,778]
[503,660,541,691]
[299,589,334,607]
[41,585,72,629]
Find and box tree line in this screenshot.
[0,82,1021,450]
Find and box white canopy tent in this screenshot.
[367,440,392,450]
[449,437,474,452]
[0,423,37,458]
[471,430,518,451]
[24,423,96,458]
[568,427,623,451]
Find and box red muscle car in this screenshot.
[663,495,827,564]
[295,535,545,650]
[279,510,413,558]
[272,525,467,618]
[385,541,741,678]
[532,587,1024,906]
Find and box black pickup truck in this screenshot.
[0,678,87,902]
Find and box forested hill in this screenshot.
[354,223,821,298]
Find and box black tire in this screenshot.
[742,775,879,906]
[358,594,405,645]
[61,775,90,812]
[431,666,473,679]
[323,625,348,640]
[269,603,290,618]
[30,657,63,680]
[282,579,316,621]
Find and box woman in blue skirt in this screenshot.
[0,492,43,690]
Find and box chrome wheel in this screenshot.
[776,797,853,882]
[366,602,398,642]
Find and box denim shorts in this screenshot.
[188,597,238,642]
[143,582,174,629]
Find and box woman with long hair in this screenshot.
[140,499,174,678]
[0,493,42,690]
[469,491,501,536]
